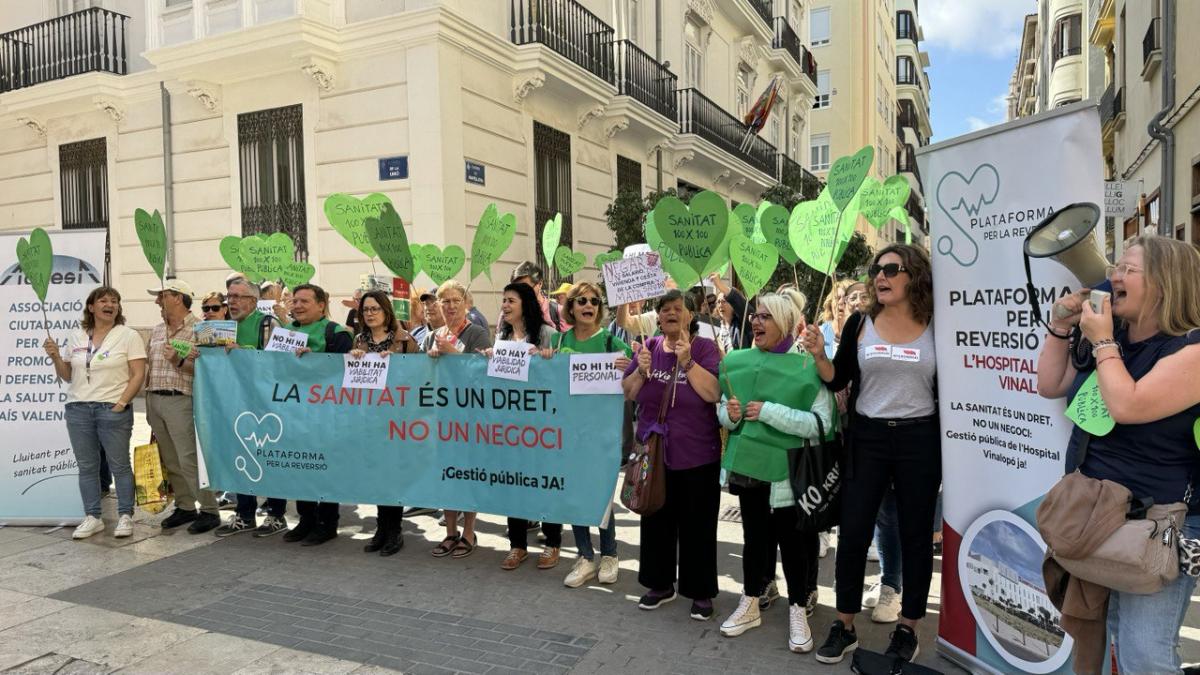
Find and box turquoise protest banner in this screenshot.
[194,350,623,525]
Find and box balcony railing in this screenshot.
[676,88,777,177]
[1142,17,1161,66]
[745,0,773,29]
[897,145,921,186]
[510,0,615,84]
[897,71,919,87]
[0,8,129,94]
[801,46,817,85]
[777,153,823,199]
[613,39,677,121]
[1100,83,1124,128]
[772,17,802,68]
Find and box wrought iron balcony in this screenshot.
[745,0,773,30]
[676,88,777,177]
[1100,83,1124,128]
[776,153,823,198]
[772,17,802,68]
[1142,17,1161,66]
[613,39,677,122]
[510,0,615,84]
[897,145,921,186]
[0,8,129,94]
[801,45,817,85]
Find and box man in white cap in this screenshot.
[146,278,220,533]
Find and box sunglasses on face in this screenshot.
[201,305,224,313]
[868,263,908,279]
[571,296,601,307]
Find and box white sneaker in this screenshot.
[598,555,619,584]
[72,515,104,539]
[819,531,835,558]
[867,543,880,562]
[871,585,901,623]
[114,514,134,538]
[564,557,598,588]
[719,595,761,637]
[789,603,814,653]
[863,581,881,608]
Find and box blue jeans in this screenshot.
[572,510,618,560]
[65,402,134,516]
[1107,514,1200,674]
[875,488,903,592]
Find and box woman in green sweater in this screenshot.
[716,289,834,656]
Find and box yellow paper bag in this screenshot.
[133,442,172,514]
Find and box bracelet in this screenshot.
[1091,339,1120,357]
[1095,354,1122,367]
[681,359,695,372]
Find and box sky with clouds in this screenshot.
[921,0,1036,143]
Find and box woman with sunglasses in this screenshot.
[554,282,633,588]
[801,245,938,665]
[622,290,723,621]
[351,290,417,557]
[200,292,230,321]
[717,289,833,654]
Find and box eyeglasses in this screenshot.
[1105,263,1144,279]
[748,312,774,323]
[571,296,601,307]
[361,305,383,314]
[226,293,252,301]
[868,263,908,279]
[201,305,224,313]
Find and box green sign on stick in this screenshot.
[364,203,415,282]
[239,232,295,283]
[826,146,874,211]
[645,212,700,289]
[16,227,53,302]
[728,232,778,299]
[418,244,466,286]
[554,245,587,278]
[542,213,562,270]
[593,250,623,268]
[324,193,391,258]
[470,204,517,281]
[757,202,796,265]
[651,190,729,276]
[134,208,168,281]
[1065,372,1116,436]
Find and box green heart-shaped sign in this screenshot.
[790,190,856,274]
[324,193,390,258]
[471,203,517,281]
[418,244,466,286]
[757,202,796,265]
[593,250,623,269]
[646,212,700,288]
[219,236,243,273]
[651,190,729,276]
[827,146,874,211]
[239,232,295,282]
[134,208,168,281]
[409,243,424,281]
[700,220,735,277]
[731,203,761,240]
[279,260,315,290]
[856,178,889,229]
[728,232,778,299]
[554,245,587,277]
[364,203,414,282]
[542,213,562,270]
[1065,372,1116,436]
[880,175,911,211]
[16,227,53,302]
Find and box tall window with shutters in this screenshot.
[238,104,307,257]
[617,155,642,196]
[534,122,573,279]
[59,138,108,230]
[684,21,704,90]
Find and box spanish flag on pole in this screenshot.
[740,76,780,151]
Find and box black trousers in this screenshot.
[236,494,285,521]
[835,418,941,619]
[507,519,562,549]
[377,505,404,532]
[296,501,340,530]
[638,461,720,600]
[736,483,819,604]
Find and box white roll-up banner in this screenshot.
[1,229,107,525]
[916,104,1104,675]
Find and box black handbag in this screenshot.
[788,415,843,532]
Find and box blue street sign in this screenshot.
[378,156,408,181]
[465,160,485,186]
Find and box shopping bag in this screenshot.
[133,441,172,514]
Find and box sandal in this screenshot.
[450,535,476,559]
[431,535,459,558]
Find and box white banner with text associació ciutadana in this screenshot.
[918,105,1103,675]
[1,229,107,525]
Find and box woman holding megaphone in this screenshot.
[1036,235,1200,674]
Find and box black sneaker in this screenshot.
[759,579,780,610]
[637,588,677,610]
[282,519,315,543]
[214,516,255,538]
[689,599,714,621]
[805,589,818,618]
[403,506,438,517]
[884,624,919,662]
[815,620,858,664]
[187,512,221,534]
[160,508,197,530]
[300,526,338,547]
[253,515,288,538]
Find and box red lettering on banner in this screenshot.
[307,385,322,403]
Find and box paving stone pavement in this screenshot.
[2,403,1198,674]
